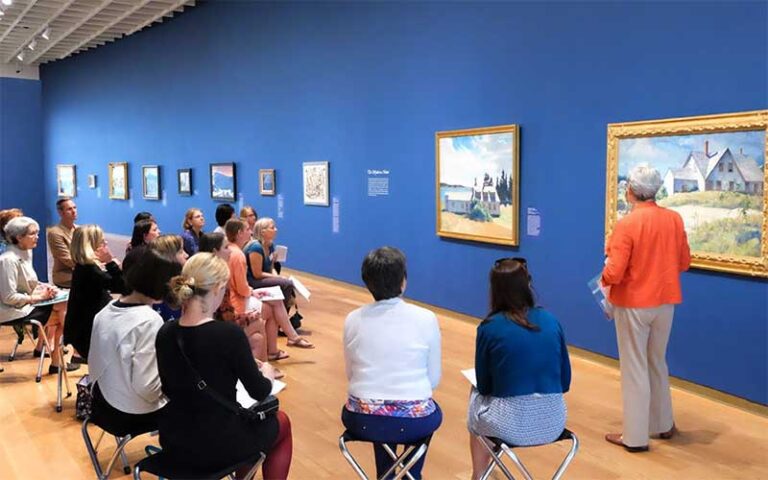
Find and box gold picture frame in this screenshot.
[56,164,76,198]
[436,124,520,246]
[606,110,768,278]
[259,169,276,196]
[108,162,129,200]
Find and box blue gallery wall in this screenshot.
[0,78,47,276]
[40,2,767,403]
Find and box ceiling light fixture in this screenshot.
[0,9,5,17]
[1,0,12,7]
[42,27,50,40]
[28,39,36,50]
[16,51,24,62]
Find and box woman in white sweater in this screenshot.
[88,249,181,435]
[342,247,442,480]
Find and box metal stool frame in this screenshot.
[133,448,265,480]
[81,416,140,479]
[339,431,432,480]
[477,429,579,480]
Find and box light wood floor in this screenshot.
[0,270,766,479]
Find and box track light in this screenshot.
[1,0,12,7]
[16,51,24,62]
[28,39,36,50]
[0,9,5,17]
[42,27,50,40]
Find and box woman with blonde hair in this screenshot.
[63,225,125,359]
[245,217,312,350]
[155,253,293,479]
[180,208,205,256]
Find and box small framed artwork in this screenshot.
[606,110,767,277]
[178,168,192,196]
[210,163,237,202]
[303,161,330,206]
[87,174,97,189]
[108,162,129,200]
[142,165,161,200]
[436,124,520,246]
[260,169,276,196]
[56,164,76,198]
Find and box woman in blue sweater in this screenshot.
[468,258,571,479]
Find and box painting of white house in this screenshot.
[617,131,765,260]
[210,163,236,202]
[436,125,519,246]
[56,164,76,198]
[303,161,329,206]
[108,162,128,200]
[142,165,160,200]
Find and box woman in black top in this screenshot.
[156,253,293,479]
[122,219,160,276]
[63,225,124,358]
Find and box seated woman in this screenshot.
[245,218,309,346]
[87,249,180,436]
[239,205,258,240]
[155,253,293,479]
[342,247,442,480]
[63,225,125,359]
[224,219,306,364]
[148,234,188,322]
[180,208,205,257]
[468,258,571,480]
[122,219,161,276]
[0,216,63,370]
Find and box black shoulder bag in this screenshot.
[174,326,279,423]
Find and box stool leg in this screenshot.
[478,437,516,480]
[391,444,427,480]
[552,434,579,480]
[103,434,132,478]
[382,444,417,480]
[28,321,52,382]
[9,336,20,361]
[338,436,370,480]
[82,419,106,479]
[500,443,533,480]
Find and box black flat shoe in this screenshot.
[33,349,51,358]
[48,363,80,374]
[71,355,87,365]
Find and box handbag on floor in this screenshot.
[75,374,93,420]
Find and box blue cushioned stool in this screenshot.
[339,429,433,480]
[477,428,579,480]
[133,448,265,480]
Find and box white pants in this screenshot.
[614,305,675,447]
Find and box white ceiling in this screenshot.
[0,0,195,67]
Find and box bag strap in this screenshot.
[173,322,245,417]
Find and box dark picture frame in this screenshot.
[178,168,192,196]
[210,162,237,202]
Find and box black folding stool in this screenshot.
[339,430,433,480]
[133,448,266,480]
[477,429,579,480]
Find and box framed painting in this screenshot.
[108,162,128,200]
[87,174,97,189]
[260,169,276,196]
[178,168,192,196]
[303,161,329,206]
[436,125,520,246]
[210,163,236,202]
[56,164,76,198]
[142,165,161,200]
[606,110,768,278]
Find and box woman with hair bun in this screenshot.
[467,258,571,479]
[155,253,293,479]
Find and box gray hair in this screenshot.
[252,217,275,242]
[4,216,39,244]
[628,163,662,201]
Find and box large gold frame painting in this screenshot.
[606,110,768,277]
[436,125,520,246]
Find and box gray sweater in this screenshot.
[0,245,38,323]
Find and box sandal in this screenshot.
[267,350,290,361]
[287,337,314,349]
[273,367,285,380]
[605,433,649,452]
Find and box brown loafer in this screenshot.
[605,433,649,452]
[656,424,677,440]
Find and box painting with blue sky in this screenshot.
[210,163,236,202]
[437,125,519,246]
[57,165,76,198]
[608,111,767,277]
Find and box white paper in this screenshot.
[274,245,288,263]
[253,286,284,301]
[461,368,477,388]
[236,379,286,408]
[289,275,311,302]
[246,296,263,314]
